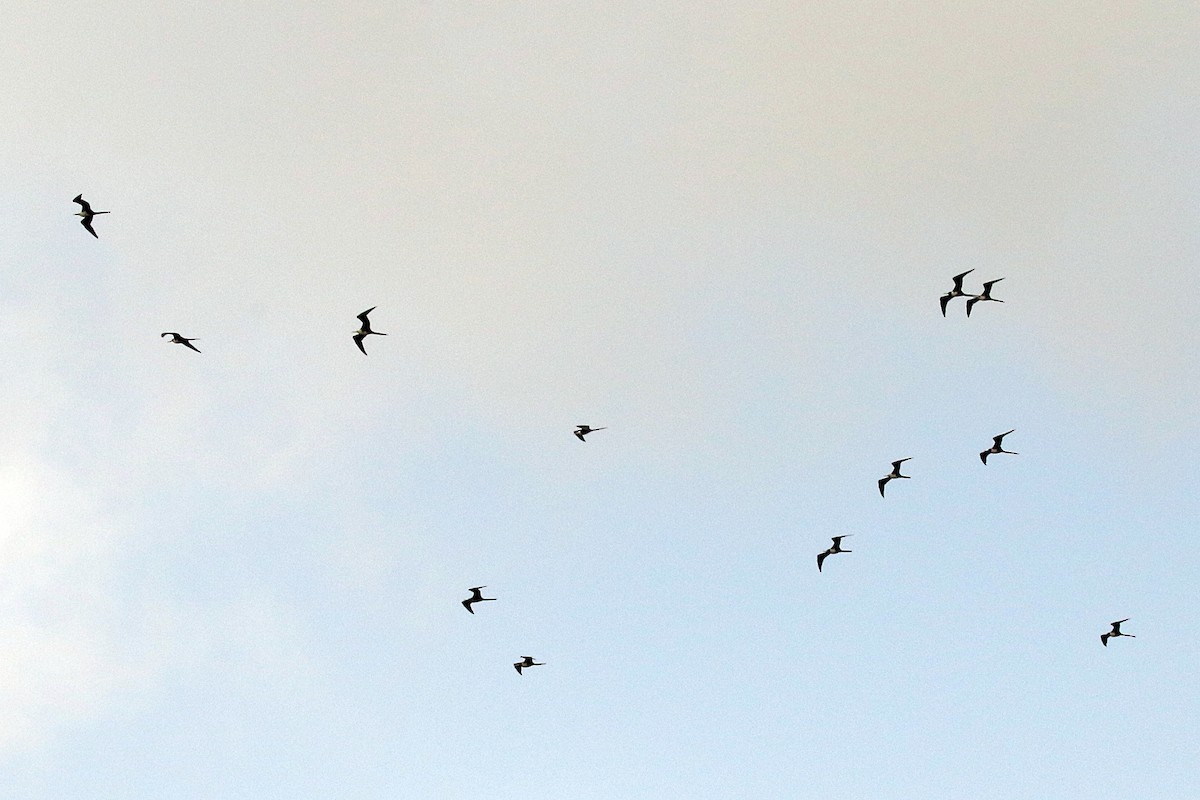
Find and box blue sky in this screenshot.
[0,2,1197,797]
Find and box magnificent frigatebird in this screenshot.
[353,307,386,355]
[72,194,110,238]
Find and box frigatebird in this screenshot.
[878,458,911,497]
[161,332,201,353]
[514,656,545,675]
[940,269,974,316]
[461,586,495,614]
[1101,619,1135,647]
[817,535,852,572]
[966,278,1004,317]
[72,194,110,238]
[574,425,606,442]
[353,307,386,355]
[980,430,1018,464]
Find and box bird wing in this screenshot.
[892,458,911,469]
[514,663,523,674]
[183,339,201,353]
[81,217,98,238]
[574,430,586,441]
[994,430,1014,445]
[939,293,951,316]
[1101,633,1109,646]
[73,195,92,213]
[161,332,178,339]
[462,599,474,613]
[965,296,978,316]
[353,332,368,355]
[878,477,888,497]
[817,550,827,571]
[951,269,973,290]
[980,450,989,464]
[357,307,376,326]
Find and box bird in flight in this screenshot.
[878,458,911,497]
[574,425,606,442]
[161,332,201,353]
[940,269,974,316]
[1101,618,1135,647]
[72,194,110,238]
[514,656,545,675]
[353,307,386,355]
[966,278,1005,317]
[817,535,852,572]
[461,586,495,614]
[980,430,1018,464]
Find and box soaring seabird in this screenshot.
[980,430,1018,464]
[161,332,201,353]
[940,269,974,316]
[965,278,1004,317]
[878,458,911,497]
[574,425,606,442]
[72,194,110,238]
[513,656,545,675]
[1101,618,1135,647]
[817,535,852,572]
[353,307,386,355]
[461,586,495,614]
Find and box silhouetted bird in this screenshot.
[514,656,544,675]
[817,535,852,572]
[878,458,911,497]
[1101,618,1135,647]
[461,586,495,614]
[161,332,201,353]
[574,425,606,442]
[72,194,110,238]
[353,307,386,355]
[940,269,974,316]
[980,430,1018,464]
[966,278,1004,317]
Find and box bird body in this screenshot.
[980,430,1018,464]
[1101,618,1135,647]
[72,194,110,238]
[966,278,1005,317]
[461,586,495,614]
[574,425,606,442]
[878,458,912,497]
[353,307,386,355]
[514,656,544,675]
[817,535,852,572]
[940,269,974,316]
[161,332,201,353]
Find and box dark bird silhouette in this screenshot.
[461,586,495,614]
[940,269,974,316]
[514,656,544,675]
[161,332,201,353]
[817,535,852,572]
[574,425,606,442]
[966,278,1005,317]
[353,307,386,355]
[72,194,110,238]
[1101,618,1135,647]
[980,430,1018,464]
[878,458,911,497]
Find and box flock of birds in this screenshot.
[828,269,1134,648]
[70,195,1135,669]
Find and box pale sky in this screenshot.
[0,2,1197,797]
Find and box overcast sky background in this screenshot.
[0,2,1197,797]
